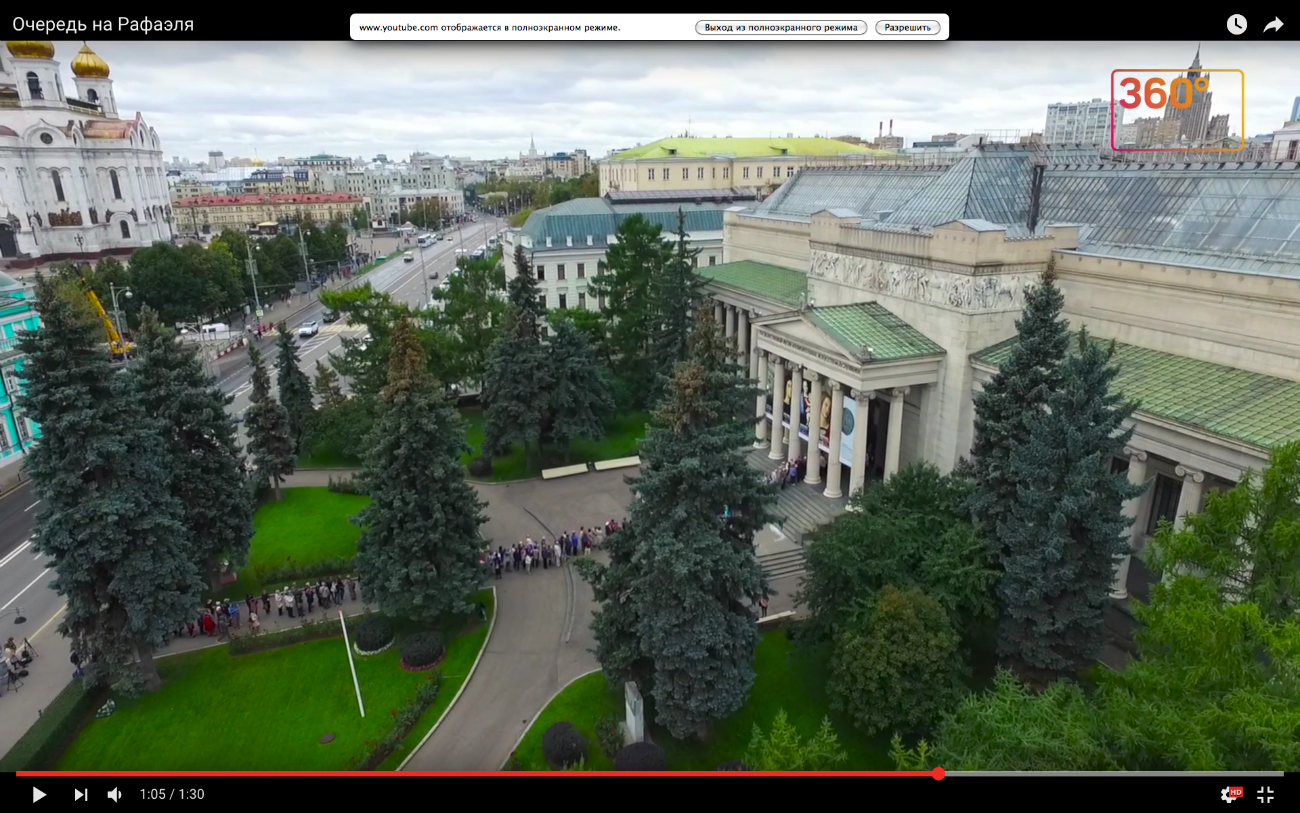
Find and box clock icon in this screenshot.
[1227,14,1248,35]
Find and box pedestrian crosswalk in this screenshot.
[318,322,365,334]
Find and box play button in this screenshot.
[32,787,46,802]
[75,789,85,801]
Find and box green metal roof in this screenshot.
[520,197,730,249]
[810,303,945,362]
[696,261,808,307]
[610,137,886,161]
[972,337,1300,450]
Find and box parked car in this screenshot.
[298,320,320,338]
[322,310,340,323]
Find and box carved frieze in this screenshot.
[808,249,1038,313]
[762,330,859,376]
[48,209,83,227]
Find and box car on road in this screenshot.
[322,309,340,323]
[429,270,440,280]
[298,320,320,338]
[404,252,415,263]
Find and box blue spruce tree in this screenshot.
[998,330,1144,677]
[17,277,201,691]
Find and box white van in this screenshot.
[417,234,434,247]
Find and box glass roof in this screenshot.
[750,146,1300,273]
[1039,166,1300,260]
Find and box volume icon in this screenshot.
[108,788,122,802]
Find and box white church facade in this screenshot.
[0,41,173,269]
[696,145,1300,601]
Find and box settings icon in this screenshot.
[1222,786,1244,803]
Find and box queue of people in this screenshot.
[179,577,363,641]
[484,519,625,580]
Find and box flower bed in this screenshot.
[352,673,442,771]
[399,631,446,672]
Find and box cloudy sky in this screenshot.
[46,39,1300,162]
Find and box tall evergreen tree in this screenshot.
[548,319,615,462]
[578,313,774,739]
[969,263,1070,544]
[586,214,671,403]
[245,343,296,501]
[647,209,706,403]
[275,321,316,450]
[313,359,346,408]
[17,276,201,691]
[131,308,255,591]
[353,318,488,622]
[998,330,1143,677]
[481,247,553,462]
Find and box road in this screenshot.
[0,216,504,750]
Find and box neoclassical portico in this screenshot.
[712,295,945,501]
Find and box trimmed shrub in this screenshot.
[327,475,366,495]
[0,679,107,770]
[400,631,446,671]
[354,616,394,655]
[716,760,747,771]
[467,456,493,478]
[594,715,623,759]
[250,555,355,588]
[541,722,589,769]
[614,741,668,771]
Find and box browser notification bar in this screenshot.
[349,14,950,41]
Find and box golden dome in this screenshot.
[70,43,109,78]
[6,41,55,59]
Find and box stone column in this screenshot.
[725,306,736,342]
[883,387,909,479]
[848,390,874,495]
[823,381,844,499]
[754,351,769,447]
[748,322,760,381]
[737,309,750,367]
[1173,465,1206,531]
[769,356,786,460]
[805,373,823,485]
[786,364,804,464]
[714,300,724,329]
[1110,446,1150,600]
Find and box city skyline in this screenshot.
[45,40,1298,162]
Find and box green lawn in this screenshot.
[58,590,494,772]
[461,408,649,481]
[221,488,369,598]
[513,631,891,770]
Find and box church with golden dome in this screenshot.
[0,41,173,267]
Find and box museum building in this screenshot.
[0,41,173,268]
[695,143,1300,599]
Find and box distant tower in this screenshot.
[70,42,117,118]
[208,150,226,170]
[528,135,537,159]
[1163,44,1213,142]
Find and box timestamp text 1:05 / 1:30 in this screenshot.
[142,788,207,801]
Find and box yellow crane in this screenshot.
[85,290,133,357]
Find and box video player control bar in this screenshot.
[350,14,950,40]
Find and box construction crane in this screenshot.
[85,290,133,358]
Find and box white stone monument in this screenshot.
[624,681,645,745]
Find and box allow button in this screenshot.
[875,20,941,35]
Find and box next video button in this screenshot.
[875,20,941,35]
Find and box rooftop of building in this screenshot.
[516,192,739,249]
[173,193,361,206]
[750,143,1300,277]
[608,136,889,161]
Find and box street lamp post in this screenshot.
[108,283,132,356]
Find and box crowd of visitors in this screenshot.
[179,577,363,641]
[484,519,625,580]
